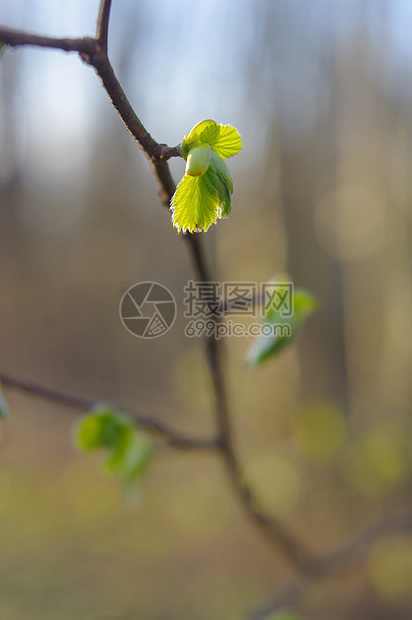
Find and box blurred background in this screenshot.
[1,0,412,618]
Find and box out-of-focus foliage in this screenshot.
[343,421,410,496]
[367,536,412,603]
[0,387,10,419]
[245,274,317,366]
[74,406,153,489]
[291,398,347,461]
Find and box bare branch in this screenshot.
[309,510,412,577]
[0,26,95,54]
[153,143,182,161]
[0,25,182,210]
[248,510,412,619]
[0,372,218,450]
[96,0,112,50]
[88,51,177,204]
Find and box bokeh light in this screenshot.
[245,453,301,516]
[343,422,411,496]
[291,398,348,461]
[367,535,412,604]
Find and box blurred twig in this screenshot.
[248,510,412,619]
[0,371,218,450]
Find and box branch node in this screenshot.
[79,38,103,65]
[153,143,182,162]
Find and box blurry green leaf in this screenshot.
[104,423,134,473]
[245,275,318,367]
[121,433,153,486]
[73,406,153,488]
[74,405,130,452]
[0,387,10,419]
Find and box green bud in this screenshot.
[185,144,211,177]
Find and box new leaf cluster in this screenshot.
[171,120,242,233]
[74,406,153,489]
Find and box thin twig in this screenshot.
[88,51,177,205]
[96,0,112,50]
[0,27,94,54]
[248,577,306,620]
[0,372,218,450]
[248,510,412,619]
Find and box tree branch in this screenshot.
[0,372,218,451]
[0,27,94,54]
[248,510,412,619]
[96,0,112,50]
[0,12,311,567]
[183,235,312,565]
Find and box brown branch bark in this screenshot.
[96,0,112,50]
[0,27,94,54]
[0,372,218,451]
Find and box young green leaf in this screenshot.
[210,150,233,193]
[0,387,10,419]
[120,433,153,486]
[198,122,242,159]
[74,405,130,452]
[218,178,232,217]
[181,119,213,158]
[172,163,226,232]
[245,278,318,367]
[171,119,241,233]
[73,407,153,488]
[182,119,242,160]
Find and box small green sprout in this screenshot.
[171,119,242,233]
